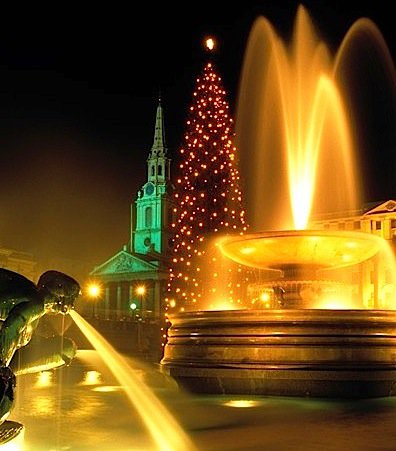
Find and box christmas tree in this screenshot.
[167,38,248,313]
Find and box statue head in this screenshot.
[38,271,81,315]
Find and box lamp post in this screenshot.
[130,302,137,321]
[135,285,146,351]
[86,282,102,318]
[136,285,146,319]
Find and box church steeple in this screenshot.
[132,98,174,256]
[90,98,175,326]
[147,97,170,184]
[150,96,167,157]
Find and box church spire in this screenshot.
[132,98,173,256]
[150,96,167,156]
[146,98,171,185]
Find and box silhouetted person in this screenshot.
[0,268,80,424]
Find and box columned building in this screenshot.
[90,100,174,323]
[247,200,396,311]
[0,246,36,281]
[311,199,396,309]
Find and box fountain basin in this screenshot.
[161,309,396,398]
[218,230,383,271]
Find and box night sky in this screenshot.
[0,2,394,281]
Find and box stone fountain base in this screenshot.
[161,309,396,398]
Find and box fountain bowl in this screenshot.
[161,309,396,398]
[218,230,383,271]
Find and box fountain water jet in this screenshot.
[70,311,196,451]
[161,6,396,397]
[236,6,362,231]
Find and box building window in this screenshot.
[151,166,155,176]
[376,221,381,230]
[391,219,396,229]
[353,221,360,230]
[158,164,162,176]
[145,207,152,228]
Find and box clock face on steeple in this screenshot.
[145,182,154,196]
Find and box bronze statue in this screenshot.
[0,268,80,425]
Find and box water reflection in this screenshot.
[70,311,196,451]
[92,386,122,393]
[223,399,262,408]
[30,396,56,417]
[35,371,53,388]
[81,370,102,386]
[7,352,396,450]
[13,356,153,450]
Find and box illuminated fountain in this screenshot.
[161,7,396,397]
[68,311,195,451]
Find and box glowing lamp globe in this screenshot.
[87,283,101,298]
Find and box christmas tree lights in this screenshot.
[167,50,248,313]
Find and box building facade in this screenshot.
[246,200,396,311]
[0,246,37,281]
[89,100,174,323]
[310,200,396,309]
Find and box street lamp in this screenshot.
[87,283,101,298]
[135,285,146,319]
[130,302,137,321]
[86,282,102,317]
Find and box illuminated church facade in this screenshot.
[90,100,174,322]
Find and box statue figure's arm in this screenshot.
[0,299,44,366]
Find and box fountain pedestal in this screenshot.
[162,309,396,397]
[162,231,396,397]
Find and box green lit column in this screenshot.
[129,284,133,299]
[128,284,137,321]
[105,286,110,319]
[116,285,122,319]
